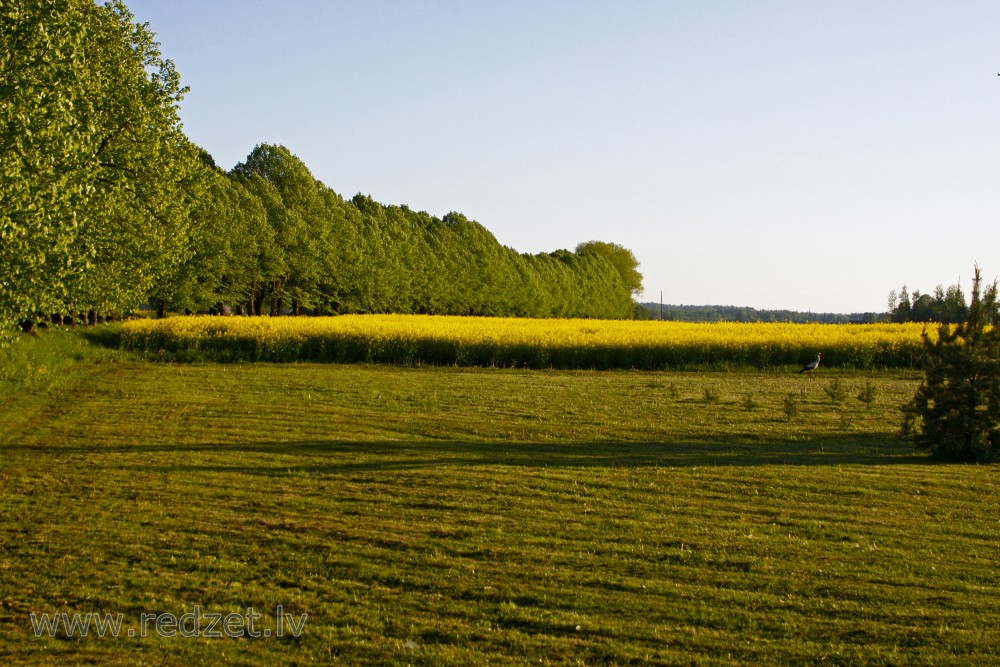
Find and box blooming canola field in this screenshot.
[121,315,934,370]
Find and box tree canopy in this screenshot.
[1,0,200,332]
[575,241,644,296]
[887,282,972,324]
[184,144,636,319]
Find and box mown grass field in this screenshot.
[2,326,999,665]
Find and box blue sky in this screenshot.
[127,0,1000,313]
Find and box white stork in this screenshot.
[800,353,822,375]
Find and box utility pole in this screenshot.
[660,291,663,320]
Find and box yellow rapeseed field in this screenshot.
[121,314,934,369]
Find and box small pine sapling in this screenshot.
[857,381,877,410]
[783,393,799,421]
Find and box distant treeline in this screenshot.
[637,304,884,324]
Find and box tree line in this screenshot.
[637,304,882,324]
[638,281,998,325]
[886,283,977,324]
[1,0,638,343]
[155,145,636,320]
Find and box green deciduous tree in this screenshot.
[903,266,1000,462]
[0,0,200,335]
[575,241,643,296]
[888,282,969,324]
[151,153,266,315]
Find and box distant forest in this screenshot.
[637,304,884,324]
[642,279,990,323]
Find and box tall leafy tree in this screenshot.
[575,241,644,296]
[0,0,200,334]
[234,144,354,315]
[151,155,266,315]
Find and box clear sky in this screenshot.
[126,0,1000,314]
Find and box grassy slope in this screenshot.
[1,327,998,665]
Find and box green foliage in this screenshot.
[154,144,638,320]
[888,282,971,324]
[0,1,648,331]
[783,393,799,421]
[637,303,878,323]
[1,0,642,331]
[0,0,200,336]
[823,378,847,404]
[857,381,877,410]
[575,240,644,296]
[152,157,266,314]
[632,302,652,320]
[903,266,1000,462]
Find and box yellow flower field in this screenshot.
[121,314,935,369]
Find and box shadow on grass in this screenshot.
[76,325,122,349]
[7,435,933,472]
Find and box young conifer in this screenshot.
[903,266,1000,461]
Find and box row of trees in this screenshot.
[1,1,639,343]
[637,304,883,324]
[887,283,971,324]
[635,282,985,325]
[152,145,636,320]
[1,0,202,337]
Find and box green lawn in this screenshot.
[1,327,998,665]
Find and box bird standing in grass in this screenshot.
[800,353,822,375]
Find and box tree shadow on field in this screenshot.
[8,435,935,476]
[76,325,121,349]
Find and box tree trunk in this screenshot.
[252,290,266,316]
[52,313,64,326]
[292,299,300,316]
[157,300,167,319]
[87,310,97,326]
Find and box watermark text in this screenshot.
[29,606,306,639]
